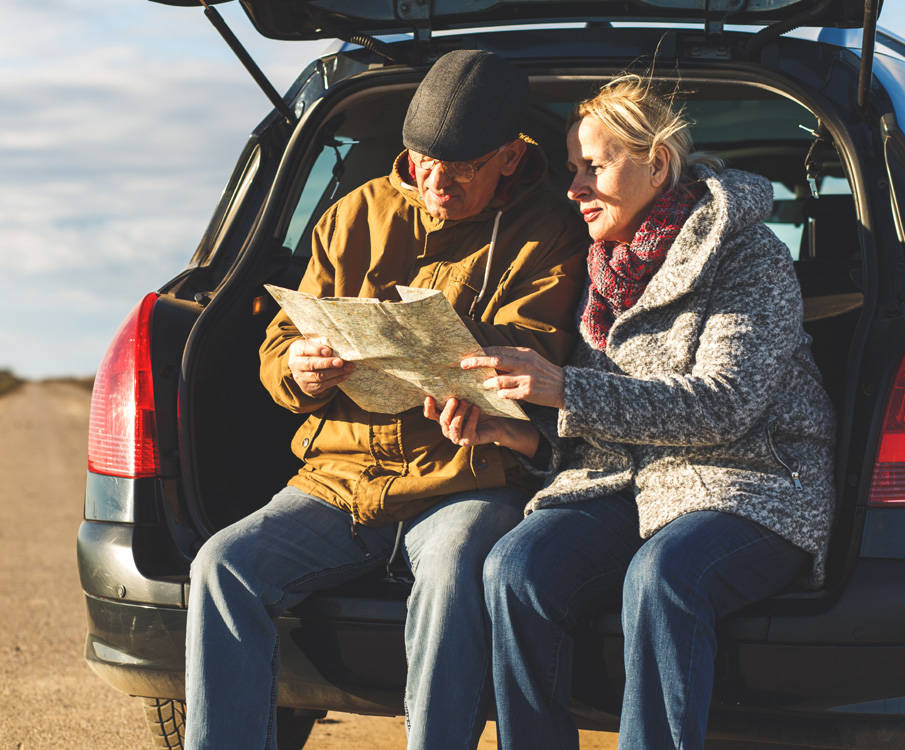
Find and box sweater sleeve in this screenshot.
[559,229,803,446]
[258,206,339,415]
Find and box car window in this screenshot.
[191,145,262,267]
[767,181,806,261]
[283,138,355,256]
[766,177,853,261]
[281,83,854,270]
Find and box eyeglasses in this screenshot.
[411,146,504,183]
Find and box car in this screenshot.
[77,1,905,747]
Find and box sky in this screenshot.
[2,2,905,378]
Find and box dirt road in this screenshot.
[0,381,617,749]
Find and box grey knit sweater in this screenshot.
[527,166,837,586]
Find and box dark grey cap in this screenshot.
[403,50,529,162]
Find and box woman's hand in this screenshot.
[288,337,355,398]
[461,346,566,409]
[424,396,540,457]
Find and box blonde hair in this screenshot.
[570,73,721,191]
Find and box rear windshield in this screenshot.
[281,79,852,267]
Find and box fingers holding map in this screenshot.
[265,284,527,420]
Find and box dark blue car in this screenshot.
[78,1,905,747]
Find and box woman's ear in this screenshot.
[499,139,527,176]
[650,144,670,189]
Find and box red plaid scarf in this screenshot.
[580,183,704,350]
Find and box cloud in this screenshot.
[0,0,328,377]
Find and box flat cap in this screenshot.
[403,50,529,162]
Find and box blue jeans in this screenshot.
[483,494,810,750]
[184,485,525,750]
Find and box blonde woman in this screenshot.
[424,74,836,749]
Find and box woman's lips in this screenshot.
[581,207,601,223]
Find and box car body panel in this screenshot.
[82,554,905,746]
[79,14,905,747]
[147,0,873,39]
[789,26,905,126]
[240,0,871,40]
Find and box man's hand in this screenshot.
[288,338,355,398]
[460,346,566,409]
[424,396,540,457]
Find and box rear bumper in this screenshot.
[80,519,905,746]
[84,592,905,747]
[83,592,405,715]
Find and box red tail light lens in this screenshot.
[88,293,160,478]
[869,356,905,506]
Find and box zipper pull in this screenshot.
[766,422,804,491]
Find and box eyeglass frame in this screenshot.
[409,145,507,183]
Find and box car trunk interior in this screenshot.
[182,72,864,595]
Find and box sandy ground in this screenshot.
[0,381,617,749]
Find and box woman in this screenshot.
[424,74,836,750]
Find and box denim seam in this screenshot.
[403,695,411,735]
[674,529,774,750]
[265,639,279,750]
[463,650,491,749]
[547,628,568,716]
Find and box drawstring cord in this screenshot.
[384,521,405,580]
[468,210,503,319]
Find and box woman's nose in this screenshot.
[567,174,587,201]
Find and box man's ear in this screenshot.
[499,139,527,177]
[650,144,670,189]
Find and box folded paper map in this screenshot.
[265,284,528,421]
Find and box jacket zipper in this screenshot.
[349,517,371,557]
[766,422,803,491]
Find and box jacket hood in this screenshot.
[695,165,774,234]
[389,136,549,224]
[627,166,775,314]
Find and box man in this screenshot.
[184,49,586,750]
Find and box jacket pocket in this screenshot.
[766,421,803,491]
[429,258,485,318]
[291,409,327,463]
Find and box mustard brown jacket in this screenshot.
[260,146,586,526]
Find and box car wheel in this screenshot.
[141,698,325,749]
[142,697,185,749]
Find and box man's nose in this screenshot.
[426,163,456,191]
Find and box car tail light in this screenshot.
[88,293,161,478]
[869,355,905,506]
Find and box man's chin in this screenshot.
[426,205,461,221]
[424,193,465,220]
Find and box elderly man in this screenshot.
[184,49,585,750]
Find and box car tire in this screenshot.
[141,697,325,749]
[142,697,185,749]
